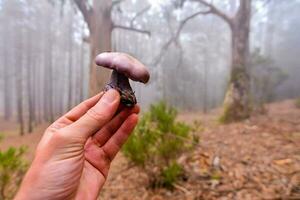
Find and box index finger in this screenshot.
[49,93,104,130]
[63,90,120,139]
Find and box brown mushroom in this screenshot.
[95,52,150,107]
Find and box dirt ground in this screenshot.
[0,100,299,200]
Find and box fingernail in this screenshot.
[102,89,120,104]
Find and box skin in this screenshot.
[14,89,139,200]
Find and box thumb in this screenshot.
[63,89,120,140]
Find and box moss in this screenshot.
[219,105,233,124]
[230,67,248,83]
[220,67,251,123]
[220,102,251,124]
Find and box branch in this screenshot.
[191,0,233,26]
[153,10,210,65]
[112,0,126,7]
[130,5,152,27]
[73,0,92,29]
[113,25,151,36]
[253,0,272,15]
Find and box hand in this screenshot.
[15,90,139,200]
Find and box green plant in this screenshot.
[295,98,300,108]
[160,162,183,189]
[123,102,196,189]
[0,146,28,200]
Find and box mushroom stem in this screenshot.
[105,70,137,107]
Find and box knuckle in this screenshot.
[87,107,110,123]
[51,130,68,142]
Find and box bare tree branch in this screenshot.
[130,5,152,27]
[191,0,233,26]
[112,0,126,7]
[153,10,211,65]
[73,0,93,29]
[253,0,272,15]
[113,24,151,36]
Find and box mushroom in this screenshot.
[95,52,150,107]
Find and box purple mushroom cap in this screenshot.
[95,52,150,84]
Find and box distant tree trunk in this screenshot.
[31,59,37,125]
[3,44,12,121]
[79,41,85,102]
[48,34,55,123]
[36,56,43,124]
[222,0,252,122]
[43,56,49,122]
[42,14,55,123]
[203,57,208,113]
[26,31,34,133]
[67,14,74,110]
[264,1,275,57]
[16,29,25,136]
[2,25,13,121]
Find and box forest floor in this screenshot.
[0,100,299,200]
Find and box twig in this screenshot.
[113,25,151,36]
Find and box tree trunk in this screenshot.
[16,30,25,136]
[48,35,54,123]
[3,47,12,121]
[67,15,74,110]
[221,0,252,122]
[88,0,112,96]
[26,31,34,133]
[79,40,85,102]
[2,27,12,121]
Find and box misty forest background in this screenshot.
[0,0,300,135]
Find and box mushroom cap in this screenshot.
[95,52,150,84]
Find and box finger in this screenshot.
[102,114,138,161]
[63,90,120,139]
[49,93,104,130]
[84,139,111,179]
[92,105,140,147]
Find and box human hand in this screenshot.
[15,90,139,200]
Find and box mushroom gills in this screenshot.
[105,70,137,107]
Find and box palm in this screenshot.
[16,91,139,200]
[75,141,109,200]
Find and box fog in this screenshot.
[0,0,299,123]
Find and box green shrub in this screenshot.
[296,98,300,108]
[123,102,197,189]
[160,162,183,189]
[0,146,28,200]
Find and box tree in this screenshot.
[161,0,253,122]
[1,0,13,121]
[67,10,74,110]
[15,28,25,136]
[26,28,34,133]
[73,0,151,95]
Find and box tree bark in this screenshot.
[3,41,12,121]
[222,0,252,122]
[88,0,112,96]
[16,30,25,136]
[67,12,74,109]
[73,0,112,96]
[79,40,85,102]
[26,31,34,133]
[2,24,12,121]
